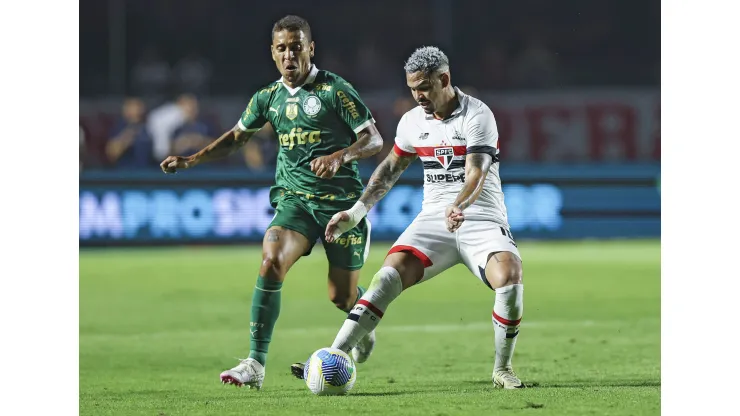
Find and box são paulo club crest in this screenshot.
[302,95,322,117]
[435,147,454,170]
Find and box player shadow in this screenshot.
[463,379,661,388]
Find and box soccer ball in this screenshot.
[303,347,357,395]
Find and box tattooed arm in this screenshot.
[324,150,417,241]
[445,152,493,232]
[160,127,255,173]
[310,123,384,179]
[358,150,417,210]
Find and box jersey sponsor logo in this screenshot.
[285,97,300,103]
[332,234,363,248]
[336,90,360,119]
[435,147,455,170]
[303,95,322,117]
[452,130,466,143]
[278,127,321,149]
[313,83,332,92]
[286,103,299,120]
[425,172,465,183]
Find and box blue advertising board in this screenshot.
[79,164,660,245]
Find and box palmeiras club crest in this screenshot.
[302,95,322,117]
[435,147,454,170]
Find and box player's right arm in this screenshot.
[160,93,267,174]
[325,115,418,242]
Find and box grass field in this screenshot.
[80,240,660,415]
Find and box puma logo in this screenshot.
[250,329,258,337]
[269,106,279,114]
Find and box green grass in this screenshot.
[80,240,660,415]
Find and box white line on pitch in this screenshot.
[80,319,658,341]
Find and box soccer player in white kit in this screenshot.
[293,46,525,388]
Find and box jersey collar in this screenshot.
[279,65,320,96]
[428,86,467,121]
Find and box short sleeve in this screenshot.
[331,80,375,134]
[393,114,416,157]
[465,106,499,159]
[236,92,268,132]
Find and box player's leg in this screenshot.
[459,222,525,389]
[323,218,372,312]
[327,266,363,312]
[321,218,373,361]
[485,250,524,389]
[329,213,459,359]
[291,212,459,379]
[221,195,318,389]
[249,226,314,363]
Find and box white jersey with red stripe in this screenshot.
[393,87,509,227]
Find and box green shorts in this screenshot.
[269,191,370,271]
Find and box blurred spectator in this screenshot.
[105,98,155,169]
[131,45,171,98]
[172,51,213,96]
[242,123,277,170]
[147,94,193,160]
[170,95,214,157]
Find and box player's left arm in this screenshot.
[310,123,383,178]
[446,107,499,232]
[310,80,383,179]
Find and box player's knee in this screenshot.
[260,252,286,279]
[485,252,523,289]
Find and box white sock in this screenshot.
[492,283,524,372]
[331,267,403,352]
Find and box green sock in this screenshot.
[341,285,367,313]
[248,276,283,367]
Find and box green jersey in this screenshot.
[237,65,375,204]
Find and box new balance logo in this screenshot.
[419,133,429,140]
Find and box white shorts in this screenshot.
[388,210,521,289]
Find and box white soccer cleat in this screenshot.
[220,358,265,390]
[351,329,376,363]
[492,369,526,389]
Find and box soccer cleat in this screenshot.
[290,362,306,380]
[351,330,376,363]
[220,358,265,390]
[492,369,526,389]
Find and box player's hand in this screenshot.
[310,151,345,179]
[160,156,195,174]
[325,211,358,242]
[445,205,465,233]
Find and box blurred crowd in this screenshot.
[79,0,658,171]
[79,93,417,171]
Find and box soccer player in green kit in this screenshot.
[160,15,384,389]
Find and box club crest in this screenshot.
[303,95,322,117]
[435,147,454,170]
